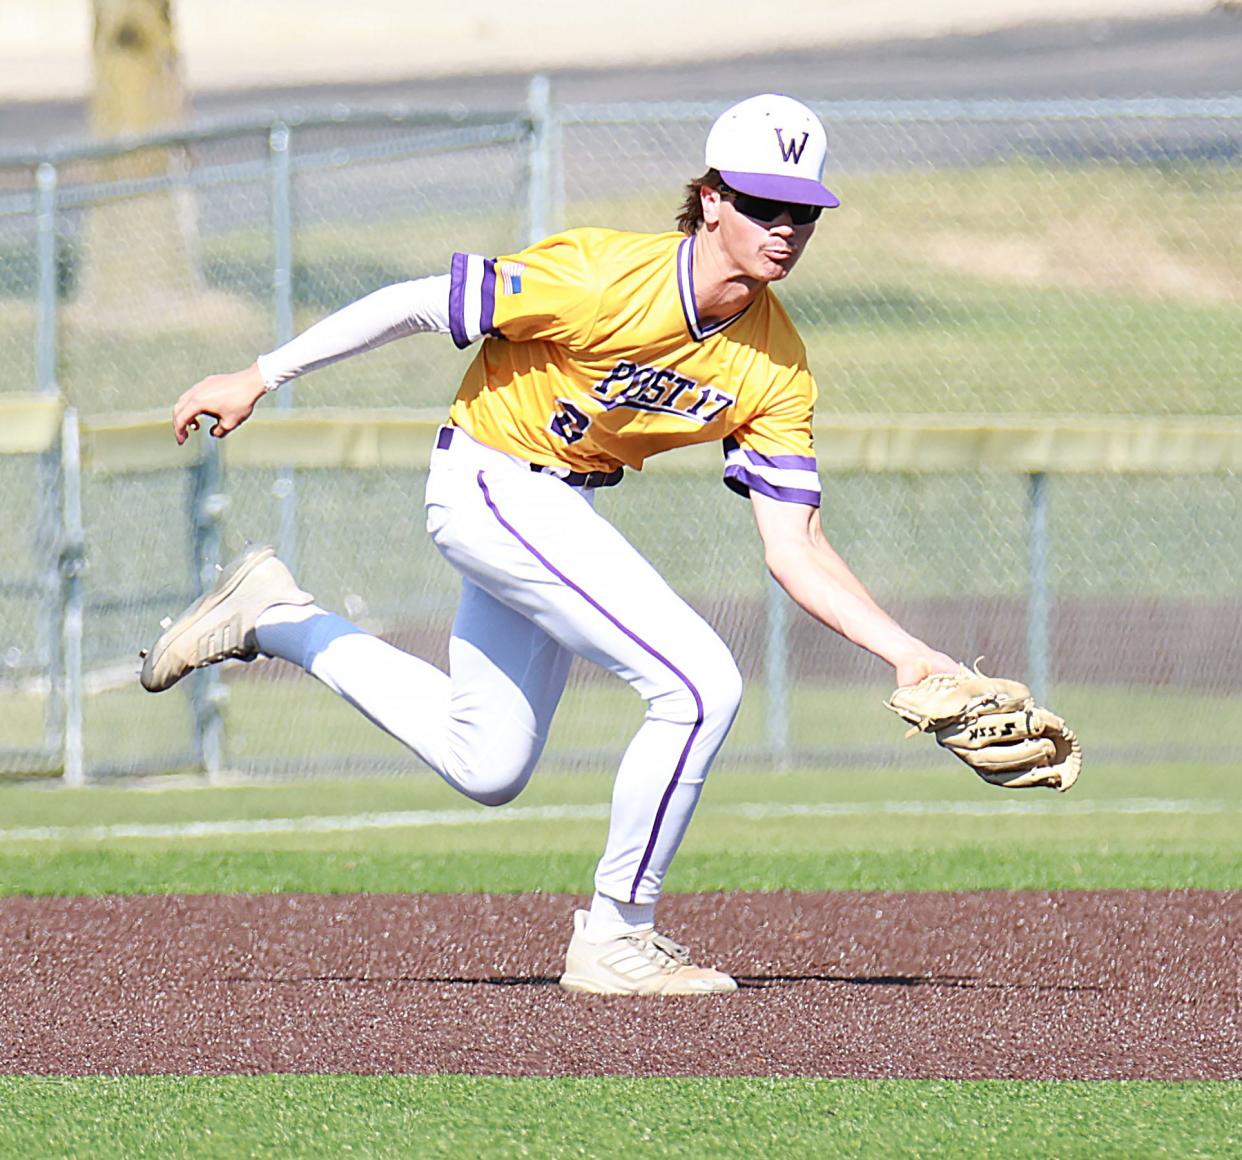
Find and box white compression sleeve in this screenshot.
[255,273,451,391]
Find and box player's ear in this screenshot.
[701,185,723,227]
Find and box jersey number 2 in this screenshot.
[549,399,591,445]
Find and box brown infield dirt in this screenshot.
[1,891,1238,1079]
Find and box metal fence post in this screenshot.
[526,75,552,245]
[189,446,226,776]
[270,120,299,573]
[765,575,792,768]
[59,408,85,785]
[1026,472,1051,704]
[550,87,565,235]
[34,161,65,759]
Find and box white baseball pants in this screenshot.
[255,426,742,905]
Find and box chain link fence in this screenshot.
[1,88,1239,781]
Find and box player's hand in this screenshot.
[173,363,268,444]
[894,646,961,689]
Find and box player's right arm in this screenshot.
[172,231,601,444]
[173,363,267,444]
[172,274,454,442]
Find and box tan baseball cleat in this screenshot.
[559,909,738,995]
[139,543,313,693]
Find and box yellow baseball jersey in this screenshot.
[447,227,821,506]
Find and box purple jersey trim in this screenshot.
[676,237,697,338]
[677,236,749,342]
[480,258,497,339]
[723,467,821,507]
[448,251,470,349]
[475,470,704,904]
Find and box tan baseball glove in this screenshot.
[885,664,1081,791]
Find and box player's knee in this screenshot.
[442,753,532,807]
[650,649,743,730]
[701,654,744,728]
[469,781,524,807]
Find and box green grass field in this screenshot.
[2,757,1238,1156]
[2,1076,1238,1160]
[1,761,1240,896]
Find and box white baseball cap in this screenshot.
[704,94,840,209]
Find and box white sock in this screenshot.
[255,602,330,667]
[582,891,656,942]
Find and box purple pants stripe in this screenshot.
[475,471,704,904]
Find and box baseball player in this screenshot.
[142,94,958,995]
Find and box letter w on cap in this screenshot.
[774,128,809,164]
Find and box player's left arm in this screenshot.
[750,492,957,687]
[731,353,955,684]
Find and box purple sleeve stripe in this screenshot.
[721,436,816,471]
[448,251,470,349]
[724,466,821,508]
[480,258,497,339]
[736,448,817,471]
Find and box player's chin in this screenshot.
[757,255,796,282]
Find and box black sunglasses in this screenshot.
[718,182,822,226]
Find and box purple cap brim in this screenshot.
[719,170,841,208]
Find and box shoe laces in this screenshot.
[623,930,693,971]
